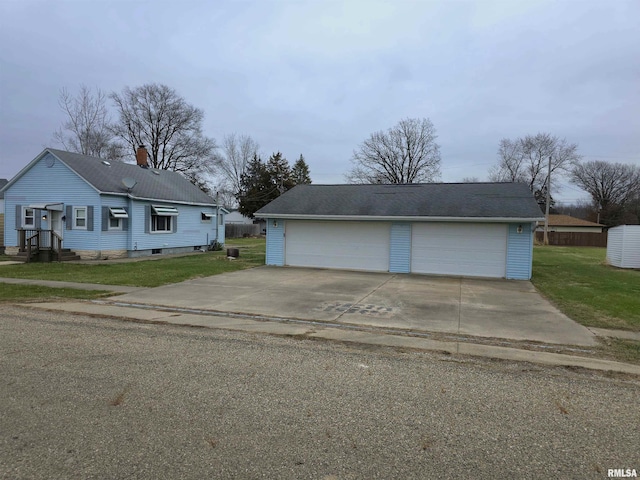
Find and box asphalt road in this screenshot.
[1,306,638,480]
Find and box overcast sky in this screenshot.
[1,0,638,204]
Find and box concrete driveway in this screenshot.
[110,266,597,346]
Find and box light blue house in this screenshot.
[1,148,226,261]
[254,183,544,280]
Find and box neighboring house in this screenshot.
[1,148,226,260]
[0,178,8,252]
[536,214,604,233]
[255,183,543,280]
[607,225,640,268]
[225,210,255,225]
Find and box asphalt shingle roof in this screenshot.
[255,183,544,219]
[47,149,215,205]
[543,214,603,227]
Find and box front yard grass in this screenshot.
[532,246,640,331]
[0,237,266,288]
[0,284,112,302]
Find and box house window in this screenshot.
[23,208,35,228]
[108,207,128,231]
[201,212,213,223]
[74,207,87,229]
[150,205,178,233]
[152,215,172,232]
[109,217,122,230]
[218,213,223,225]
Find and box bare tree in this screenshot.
[215,133,260,202]
[110,83,217,188]
[53,85,123,160]
[346,118,441,184]
[570,160,640,225]
[489,133,581,211]
[461,176,481,183]
[489,133,580,189]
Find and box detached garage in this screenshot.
[255,183,543,280]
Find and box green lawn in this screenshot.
[0,284,112,302]
[532,246,640,331]
[0,238,266,288]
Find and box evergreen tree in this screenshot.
[238,151,302,217]
[237,154,273,218]
[266,152,295,192]
[291,154,312,184]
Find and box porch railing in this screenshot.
[18,229,63,262]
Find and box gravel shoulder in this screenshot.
[1,306,638,480]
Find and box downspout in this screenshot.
[215,191,219,245]
[128,194,134,257]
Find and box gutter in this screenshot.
[253,213,545,223]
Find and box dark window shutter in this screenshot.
[172,214,177,233]
[87,206,94,231]
[102,207,109,231]
[35,210,42,230]
[144,205,150,233]
[122,207,129,231]
[15,204,22,229]
[66,205,72,230]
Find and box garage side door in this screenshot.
[285,221,390,272]
[411,223,507,278]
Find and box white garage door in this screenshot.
[285,221,390,271]
[411,223,507,278]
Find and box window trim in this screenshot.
[151,214,172,233]
[109,216,123,230]
[73,207,87,230]
[201,212,213,223]
[22,207,35,228]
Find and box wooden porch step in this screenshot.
[9,249,81,262]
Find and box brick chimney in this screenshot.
[136,145,148,168]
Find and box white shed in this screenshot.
[606,225,640,268]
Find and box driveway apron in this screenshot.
[109,266,597,346]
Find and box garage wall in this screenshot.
[265,219,285,266]
[264,218,534,280]
[506,223,534,280]
[389,223,411,273]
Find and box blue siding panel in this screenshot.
[99,195,129,250]
[506,222,534,280]
[130,202,218,251]
[3,152,101,250]
[266,218,285,266]
[3,153,222,254]
[389,223,411,273]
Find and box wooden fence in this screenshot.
[226,223,261,238]
[535,231,607,247]
[0,214,4,251]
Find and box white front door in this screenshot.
[50,210,63,240]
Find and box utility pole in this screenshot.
[543,155,552,246]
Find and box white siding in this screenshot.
[607,225,640,268]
